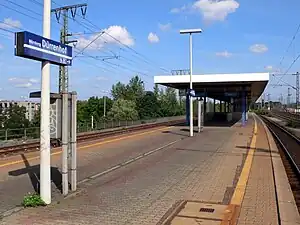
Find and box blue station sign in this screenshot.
[15,31,72,66]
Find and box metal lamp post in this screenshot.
[180,29,202,137]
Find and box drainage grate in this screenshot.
[199,208,215,213]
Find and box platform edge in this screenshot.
[258,114,300,224]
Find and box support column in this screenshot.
[213,99,216,112]
[198,98,202,133]
[186,94,190,125]
[245,95,248,121]
[242,91,246,126]
[204,97,207,114]
[70,92,77,191]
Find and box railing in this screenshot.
[0,116,185,143]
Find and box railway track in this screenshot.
[270,110,300,127]
[0,119,184,158]
[261,116,300,212]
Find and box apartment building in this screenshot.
[0,100,40,121]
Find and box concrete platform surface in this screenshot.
[0,115,298,225]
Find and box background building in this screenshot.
[0,100,39,121]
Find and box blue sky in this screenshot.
[0,0,299,102]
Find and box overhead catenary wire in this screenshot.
[50,0,171,74]
[273,53,300,87]
[3,0,157,84]
[277,22,300,70]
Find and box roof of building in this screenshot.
[154,72,269,103]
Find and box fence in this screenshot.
[0,116,185,142]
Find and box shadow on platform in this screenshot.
[8,154,63,193]
[176,119,240,128]
[203,119,240,127]
[236,145,280,155]
[161,130,190,137]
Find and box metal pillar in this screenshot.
[242,91,246,126]
[287,88,291,108]
[198,98,202,133]
[52,4,87,92]
[61,92,68,195]
[296,72,299,112]
[189,34,193,137]
[70,92,77,191]
[186,94,190,125]
[204,97,207,114]
[40,0,51,205]
[213,99,216,112]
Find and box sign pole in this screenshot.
[40,0,51,204]
[189,33,193,137]
[71,92,77,191]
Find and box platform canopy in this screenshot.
[154,73,269,103]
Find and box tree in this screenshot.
[153,84,160,99]
[159,87,181,116]
[31,106,40,127]
[111,82,127,100]
[111,76,145,104]
[2,105,30,129]
[107,99,139,121]
[137,91,160,119]
[126,75,145,103]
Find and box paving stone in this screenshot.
[237,120,279,225]
[1,121,257,225]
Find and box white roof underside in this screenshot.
[154,73,269,84]
[154,73,269,103]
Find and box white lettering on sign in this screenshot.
[41,40,67,55]
[29,39,41,48]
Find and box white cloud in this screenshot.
[96,76,108,81]
[215,50,233,58]
[193,0,239,21]
[249,44,268,53]
[15,83,32,88]
[159,23,172,31]
[8,77,39,88]
[264,65,273,71]
[76,25,134,50]
[29,78,39,83]
[170,5,187,14]
[0,18,22,29]
[148,32,159,43]
[171,0,239,22]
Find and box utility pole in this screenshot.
[287,88,291,108]
[103,96,106,117]
[267,93,271,110]
[51,4,87,92]
[51,3,87,196]
[296,72,300,112]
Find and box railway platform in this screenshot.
[0,114,299,224]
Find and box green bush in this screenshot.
[22,193,46,207]
[287,120,298,128]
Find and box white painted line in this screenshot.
[24,44,72,59]
[90,165,121,179]
[78,139,182,184]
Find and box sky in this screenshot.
[0,0,299,102]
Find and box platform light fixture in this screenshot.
[179,28,203,137]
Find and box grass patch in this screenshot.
[286,120,298,128]
[22,193,46,207]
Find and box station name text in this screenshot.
[28,39,67,55]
